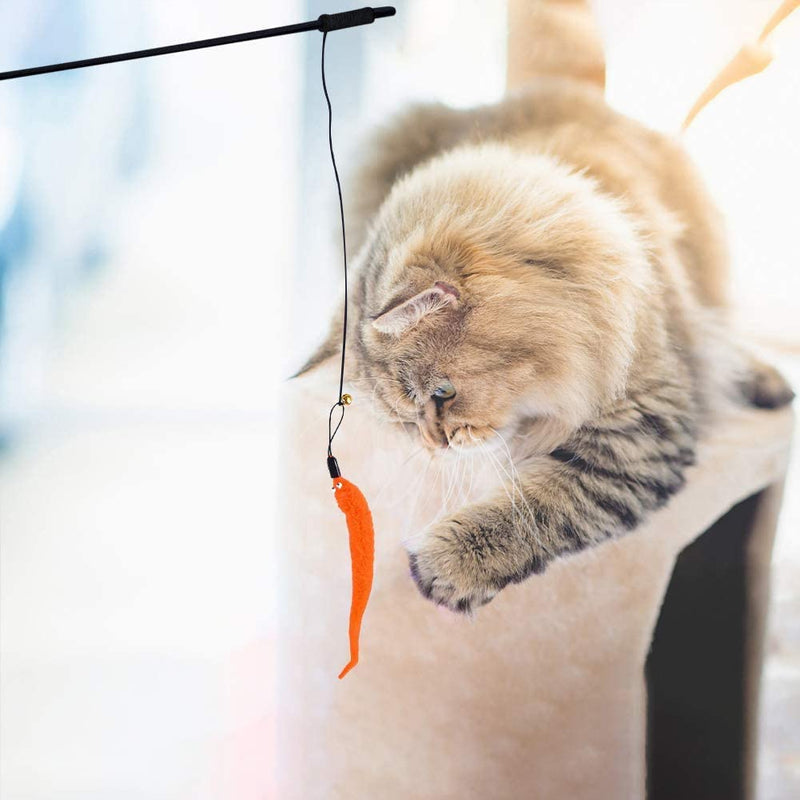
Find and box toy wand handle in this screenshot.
[0,7,396,82]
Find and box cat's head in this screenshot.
[302,144,652,452]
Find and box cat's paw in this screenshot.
[406,514,545,614]
[407,528,498,614]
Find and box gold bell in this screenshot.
[341,393,353,405]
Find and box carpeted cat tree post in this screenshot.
[276,365,792,800]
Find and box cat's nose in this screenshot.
[418,400,449,449]
[417,420,449,449]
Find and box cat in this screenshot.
[296,0,794,613]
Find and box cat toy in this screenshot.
[0,5,395,679]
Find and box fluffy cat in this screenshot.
[297,0,794,613]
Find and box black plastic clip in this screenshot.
[327,455,342,479]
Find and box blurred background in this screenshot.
[0,1,798,797]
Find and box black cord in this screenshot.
[322,30,349,463]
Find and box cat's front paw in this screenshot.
[408,526,497,614]
[407,513,546,614]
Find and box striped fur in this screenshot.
[409,380,698,610]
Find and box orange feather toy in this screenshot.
[332,476,376,679]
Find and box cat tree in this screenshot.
[277,365,792,800]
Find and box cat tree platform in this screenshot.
[277,368,794,800]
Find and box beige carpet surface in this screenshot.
[277,366,793,800]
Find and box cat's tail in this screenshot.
[507,0,606,92]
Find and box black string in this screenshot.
[328,403,346,459]
[321,30,349,459]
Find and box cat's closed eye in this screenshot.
[523,257,565,276]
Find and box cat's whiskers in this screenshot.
[477,438,523,535]
[486,430,557,558]
[422,451,449,532]
[488,426,517,462]
[346,375,386,423]
[352,375,420,448]
[409,448,453,543]
[351,372,406,387]
[456,446,472,506]
[349,372,405,398]
[401,450,436,542]
[489,426,527,490]
[371,444,427,505]
[464,446,477,505]
[478,435,549,552]
[441,445,462,514]
[488,428,534,519]
[452,449,466,512]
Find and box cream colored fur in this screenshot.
[279,2,796,796]
[507,0,606,89]
[298,0,793,613]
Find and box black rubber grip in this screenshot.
[318,7,394,32]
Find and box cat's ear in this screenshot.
[371,282,459,337]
